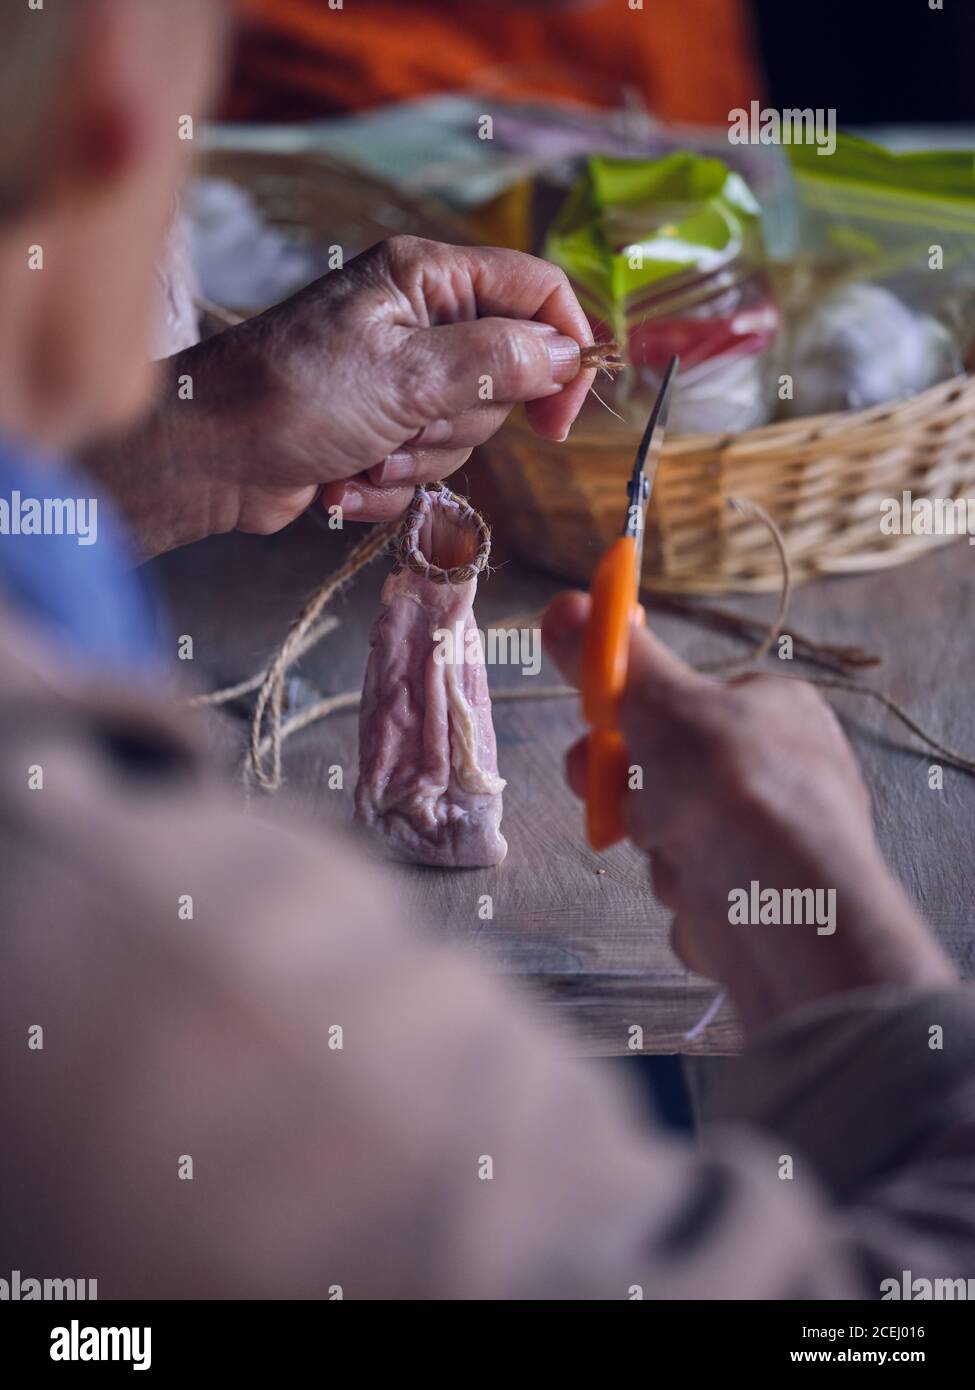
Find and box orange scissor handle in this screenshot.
[585,728,629,850]
[582,537,638,727]
[581,536,644,850]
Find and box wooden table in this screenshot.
[149,477,975,1056]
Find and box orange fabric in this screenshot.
[227,0,762,125]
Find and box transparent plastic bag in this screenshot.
[775,134,974,417]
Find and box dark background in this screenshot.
[753,0,973,124]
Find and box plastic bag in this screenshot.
[776,134,974,415]
[788,133,975,315]
[544,153,779,433]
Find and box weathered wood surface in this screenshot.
[148,466,975,1055]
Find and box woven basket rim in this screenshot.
[508,368,975,455]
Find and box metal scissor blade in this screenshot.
[624,354,679,584]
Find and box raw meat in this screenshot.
[355,485,507,868]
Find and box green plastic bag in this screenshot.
[545,152,764,329]
[544,153,778,433]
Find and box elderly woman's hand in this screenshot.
[88,237,595,556]
[232,235,595,526]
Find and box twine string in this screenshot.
[202,516,400,790]
[393,481,492,584]
[697,497,791,676]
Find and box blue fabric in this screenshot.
[0,435,162,674]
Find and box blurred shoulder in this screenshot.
[0,603,396,957]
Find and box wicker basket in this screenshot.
[480,371,975,594]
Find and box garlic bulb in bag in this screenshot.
[779,283,959,418]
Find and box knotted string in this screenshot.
[392,481,491,584]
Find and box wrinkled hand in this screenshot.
[87,237,595,556]
[191,235,594,532]
[542,592,952,1030]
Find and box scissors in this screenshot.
[581,354,679,850]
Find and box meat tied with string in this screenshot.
[355,485,507,867]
